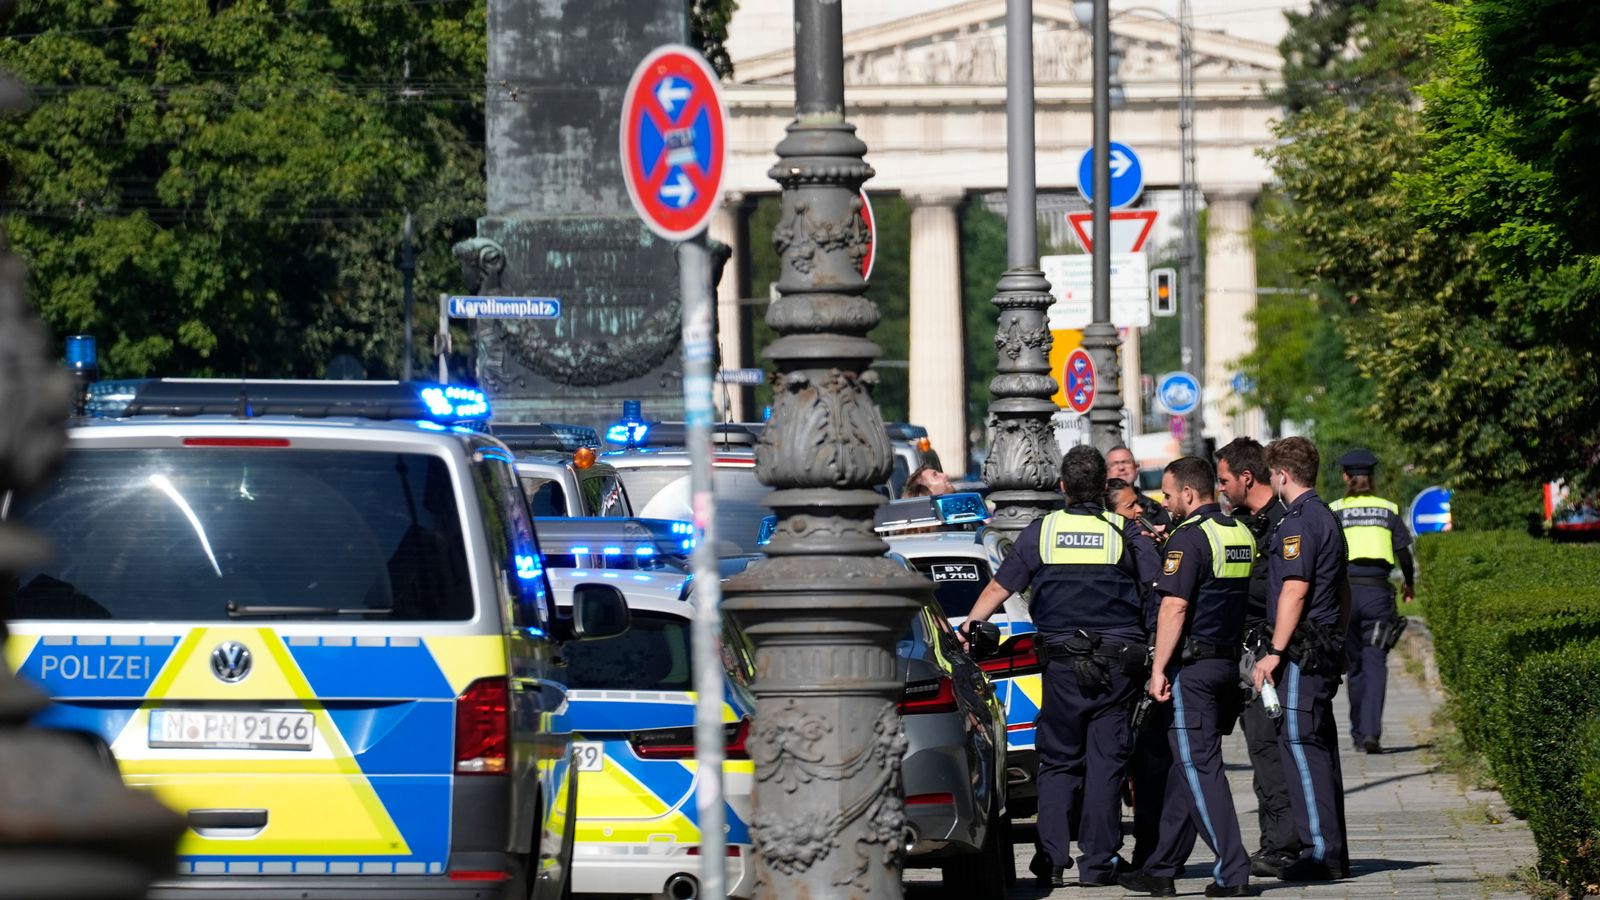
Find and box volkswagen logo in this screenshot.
[210,641,253,683]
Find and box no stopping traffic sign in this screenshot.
[620,46,727,241]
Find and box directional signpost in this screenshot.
[622,45,728,897]
[1155,370,1201,417]
[1077,141,1145,209]
[1063,347,1097,416]
[1408,486,1453,535]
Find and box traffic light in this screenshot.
[1151,268,1177,316]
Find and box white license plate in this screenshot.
[149,710,315,751]
[573,742,605,772]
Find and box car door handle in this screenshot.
[188,808,267,836]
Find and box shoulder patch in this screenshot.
[1163,551,1183,576]
[1282,535,1301,561]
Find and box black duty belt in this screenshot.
[1348,576,1393,588]
[1044,642,1141,662]
[1185,641,1241,662]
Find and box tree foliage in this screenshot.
[0,0,486,379]
[1256,0,1600,492]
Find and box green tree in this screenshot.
[692,0,740,78]
[0,0,486,378]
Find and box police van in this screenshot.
[2,378,631,899]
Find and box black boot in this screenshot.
[1205,883,1256,897]
[1029,851,1069,888]
[1118,872,1177,896]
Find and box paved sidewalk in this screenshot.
[908,628,1537,897]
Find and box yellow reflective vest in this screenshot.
[1030,508,1143,635]
[1329,494,1400,567]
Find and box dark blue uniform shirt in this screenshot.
[1239,497,1287,622]
[1152,503,1251,647]
[996,501,1161,644]
[1266,490,1347,630]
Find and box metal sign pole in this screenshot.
[436,294,450,383]
[679,234,726,897]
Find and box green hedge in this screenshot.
[1419,532,1600,895]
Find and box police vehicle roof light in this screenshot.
[602,546,623,556]
[757,515,777,547]
[109,379,493,425]
[419,385,490,422]
[934,492,989,525]
[65,335,97,370]
[607,400,652,447]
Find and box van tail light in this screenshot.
[629,719,751,761]
[906,792,955,807]
[978,634,1042,679]
[454,677,508,775]
[898,676,958,715]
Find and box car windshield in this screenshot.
[616,464,772,555]
[561,611,692,691]
[909,557,991,619]
[2,448,473,621]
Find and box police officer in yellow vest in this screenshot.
[1330,448,1414,754]
[1120,457,1257,897]
[962,445,1160,887]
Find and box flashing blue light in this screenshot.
[569,546,591,555]
[762,405,772,421]
[681,538,694,551]
[605,422,650,445]
[670,521,694,536]
[757,514,778,547]
[934,492,990,525]
[602,546,623,556]
[418,384,491,422]
[514,553,543,580]
[635,546,655,557]
[65,335,97,370]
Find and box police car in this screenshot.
[2,377,633,899]
[489,423,633,519]
[876,494,1043,818]
[544,570,755,899]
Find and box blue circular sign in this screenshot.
[1156,371,1200,416]
[1077,142,1144,209]
[1408,486,1453,535]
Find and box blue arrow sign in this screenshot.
[1156,371,1200,416]
[1077,142,1145,209]
[1408,486,1453,535]
[447,296,562,319]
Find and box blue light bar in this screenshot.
[65,335,97,370]
[570,546,590,555]
[757,515,777,547]
[606,421,650,446]
[514,553,543,581]
[934,492,990,525]
[635,546,655,557]
[602,546,623,556]
[419,384,490,422]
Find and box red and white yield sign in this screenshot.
[1063,347,1096,415]
[621,45,727,241]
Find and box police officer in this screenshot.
[1250,437,1350,882]
[962,445,1160,888]
[1120,457,1255,897]
[1215,437,1303,876]
[1330,448,1415,754]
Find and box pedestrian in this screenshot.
[1250,436,1351,882]
[902,463,952,497]
[1214,437,1304,876]
[1107,477,1144,522]
[1330,448,1415,754]
[1121,456,1256,897]
[1108,445,1172,530]
[959,445,1160,888]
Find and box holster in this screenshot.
[1372,614,1408,651]
[1287,619,1346,677]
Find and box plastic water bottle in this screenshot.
[1261,681,1283,719]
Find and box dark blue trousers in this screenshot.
[1036,655,1137,883]
[1345,582,1394,743]
[1144,659,1251,888]
[1278,661,1348,871]
[1130,699,1174,869]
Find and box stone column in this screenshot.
[905,188,968,473]
[710,193,748,421]
[1203,189,1259,442]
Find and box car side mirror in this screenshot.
[571,583,630,641]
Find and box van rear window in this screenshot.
[3,448,474,621]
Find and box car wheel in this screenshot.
[939,808,1009,899]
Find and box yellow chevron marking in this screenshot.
[422,635,506,695]
[4,634,39,672]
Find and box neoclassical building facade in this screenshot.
[714,0,1279,461]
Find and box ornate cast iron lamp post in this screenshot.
[983,0,1063,540]
[721,1,931,896]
